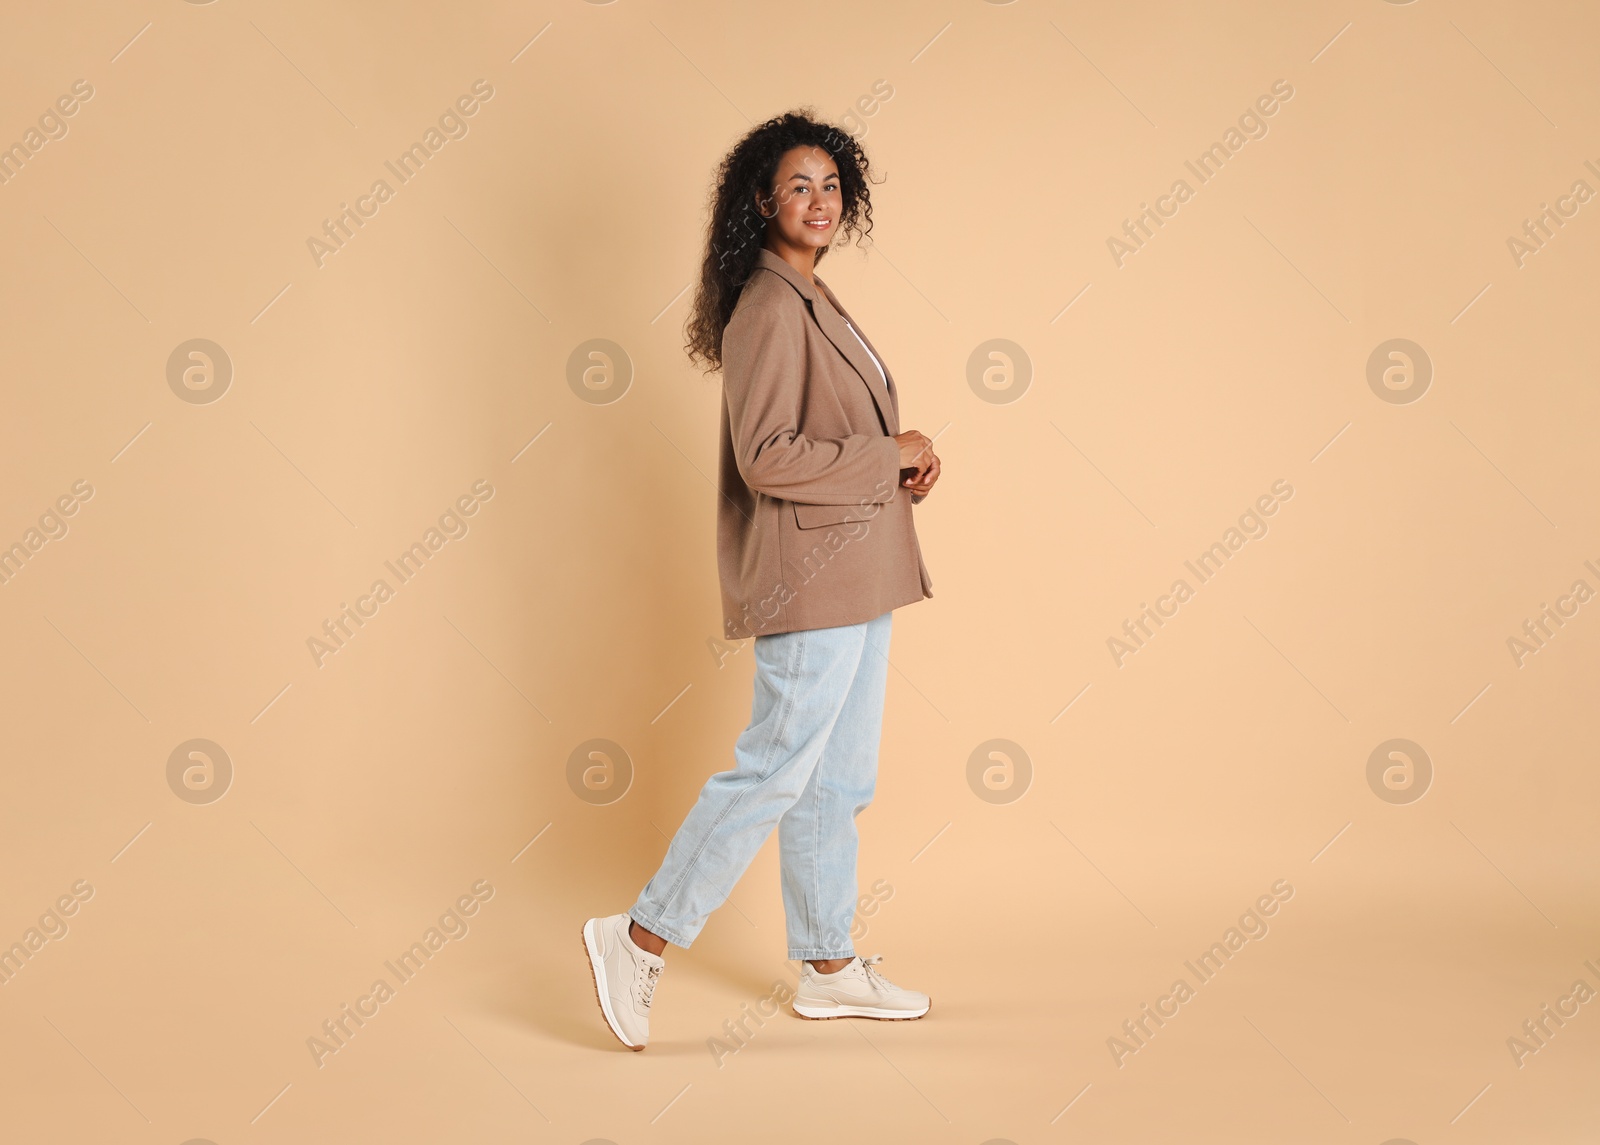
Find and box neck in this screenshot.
[763,236,817,282]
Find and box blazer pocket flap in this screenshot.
[792,502,876,530]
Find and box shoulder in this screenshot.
[727,269,810,336]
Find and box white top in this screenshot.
[841,318,887,385]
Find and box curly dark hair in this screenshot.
[684,108,878,372]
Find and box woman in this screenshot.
[583,110,941,1051]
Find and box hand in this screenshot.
[896,431,934,479]
[902,451,939,498]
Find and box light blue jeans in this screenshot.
[630,610,893,960]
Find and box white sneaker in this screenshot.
[582,913,665,1050]
[793,955,930,1020]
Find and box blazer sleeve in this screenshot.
[722,298,901,507]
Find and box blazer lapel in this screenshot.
[812,277,899,436]
[752,249,898,436]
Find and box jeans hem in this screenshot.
[627,908,695,950]
[788,948,856,961]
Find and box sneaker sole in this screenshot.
[792,1000,931,1021]
[581,919,645,1051]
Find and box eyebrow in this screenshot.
[785,172,839,182]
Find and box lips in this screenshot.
[804,218,832,229]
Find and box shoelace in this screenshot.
[638,962,663,1009]
[858,955,897,992]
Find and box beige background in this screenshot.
[2,1,1597,1142]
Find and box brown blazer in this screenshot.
[716,247,933,639]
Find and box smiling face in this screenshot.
[756,145,842,265]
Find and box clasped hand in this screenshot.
[894,430,940,499]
